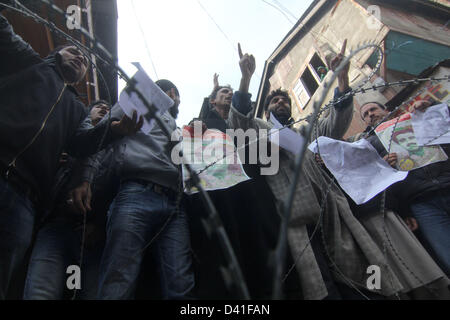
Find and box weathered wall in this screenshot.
[263,0,449,137]
[269,0,388,134]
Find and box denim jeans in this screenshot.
[97,181,194,299]
[410,188,450,276]
[0,177,35,299]
[23,213,104,300]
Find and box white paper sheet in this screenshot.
[308,137,408,205]
[118,63,174,134]
[411,103,450,146]
[269,113,305,155]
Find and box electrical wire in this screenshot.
[261,0,296,25]
[273,0,298,21]
[130,0,159,80]
[195,0,236,53]
[5,0,448,300]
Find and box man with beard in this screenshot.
[358,100,450,278]
[228,41,409,299]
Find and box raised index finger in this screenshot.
[340,39,347,56]
[238,43,243,59]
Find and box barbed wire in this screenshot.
[3,0,251,299]
[4,0,448,300]
[270,42,383,299]
[180,40,449,298]
[191,75,449,183]
[280,77,449,299]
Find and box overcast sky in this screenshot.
[117,0,313,126]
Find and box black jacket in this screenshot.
[0,14,117,205]
[202,107,229,134]
[391,144,450,205]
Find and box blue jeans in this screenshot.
[23,213,104,300]
[410,189,450,276]
[0,177,35,299]
[97,181,194,299]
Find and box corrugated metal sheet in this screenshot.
[385,31,450,75]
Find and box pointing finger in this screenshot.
[340,39,347,56]
[131,110,137,125]
[136,115,144,132]
[238,42,243,59]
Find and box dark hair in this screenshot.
[155,79,179,96]
[48,44,71,57]
[88,99,110,111]
[209,85,233,103]
[360,101,386,120]
[392,127,414,144]
[263,88,291,111]
[48,44,89,57]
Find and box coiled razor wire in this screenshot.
[194,74,449,179]
[173,38,449,299]
[4,0,449,300]
[3,0,117,300]
[3,0,251,299]
[271,42,385,299]
[297,79,449,299]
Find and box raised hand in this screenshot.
[412,100,432,113]
[238,43,256,94]
[330,39,348,71]
[383,152,398,168]
[188,118,207,135]
[238,43,256,80]
[213,73,219,89]
[111,110,144,136]
[330,39,350,92]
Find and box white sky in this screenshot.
[117,0,313,126]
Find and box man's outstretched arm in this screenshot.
[315,40,354,140]
[67,105,143,158]
[0,11,41,77]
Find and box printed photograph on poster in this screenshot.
[375,113,448,171]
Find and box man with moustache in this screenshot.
[358,100,450,277]
[229,42,408,299]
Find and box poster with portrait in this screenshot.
[375,113,448,171]
[180,127,250,194]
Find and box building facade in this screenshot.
[256,0,450,137]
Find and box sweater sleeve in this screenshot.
[231,91,253,115]
[313,87,354,140]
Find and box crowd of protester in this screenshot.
[0,9,449,300]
